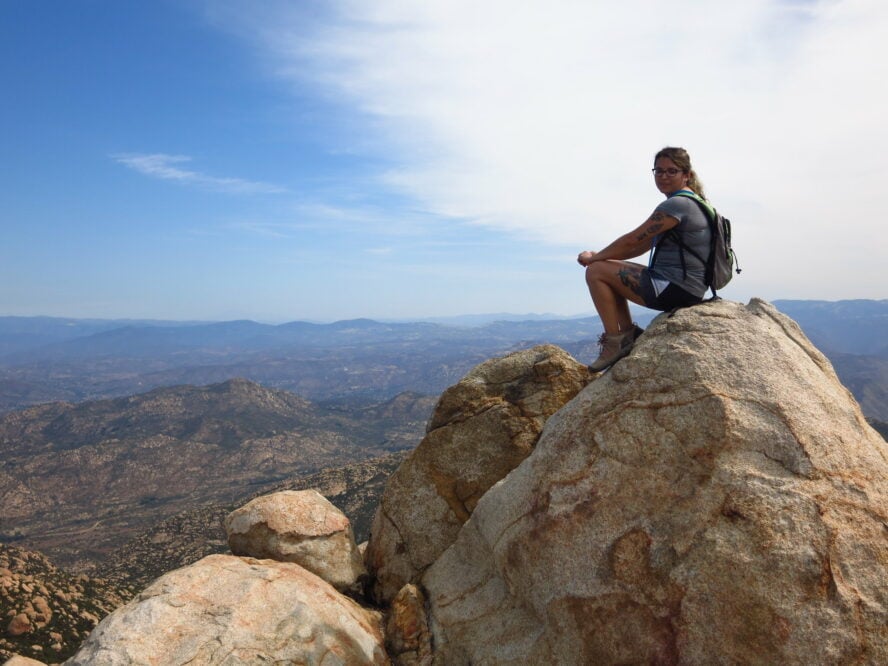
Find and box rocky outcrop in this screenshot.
[422,299,888,664]
[224,489,366,592]
[365,344,592,602]
[66,554,388,665]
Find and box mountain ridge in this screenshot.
[1,300,885,420]
[0,378,434,570]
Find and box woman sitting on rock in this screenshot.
[577,146,712,371]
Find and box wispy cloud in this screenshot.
[207,0,888,300]
[227,220,293,238]
[113,153,287,194]
[227,201,463,240]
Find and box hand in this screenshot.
[577,250,597,266]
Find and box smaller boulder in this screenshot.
[225,489,366,592]
[28,597,51,627]
[6,613,31,636]
[386,584,432,666]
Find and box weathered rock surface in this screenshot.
[66,554,388,665]
[423,299,888,664]
[385,584,432,666]
[365,345,592,603]
[225,489,366,592]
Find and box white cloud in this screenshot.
[212,0,888,300]
[114,153,287,194]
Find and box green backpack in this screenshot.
[662,191,741,298]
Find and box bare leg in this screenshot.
[584,260,648,334]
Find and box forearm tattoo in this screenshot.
[618,266,644,296]
[635,211,667,242]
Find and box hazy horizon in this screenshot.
[2,296,885,328]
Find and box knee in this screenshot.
[585,263,604,285]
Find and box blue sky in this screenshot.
[2,1,886,322]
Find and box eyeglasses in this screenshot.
[652,168,683,176]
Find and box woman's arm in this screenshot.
[577,209,679,266]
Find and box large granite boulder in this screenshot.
[224,489,366,592]
[422,299,888,664]
[365,344,592,603]
[66,554,387,665]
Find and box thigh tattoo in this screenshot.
[617,266,643,296]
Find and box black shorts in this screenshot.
[639,270,704,312]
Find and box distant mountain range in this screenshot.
[0,315,613,415]
[771,299,888,356]
[0,316,609,363]
[1,299,885,419]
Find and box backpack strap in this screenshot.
[671,190,715,218]
[668,191,721,299]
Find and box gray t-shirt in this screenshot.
[649,194,712,297]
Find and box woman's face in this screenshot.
[653,157,690,195]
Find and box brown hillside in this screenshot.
[0,379,433,571]
[99,452,408,590]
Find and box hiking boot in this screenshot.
[589,330,636,372]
